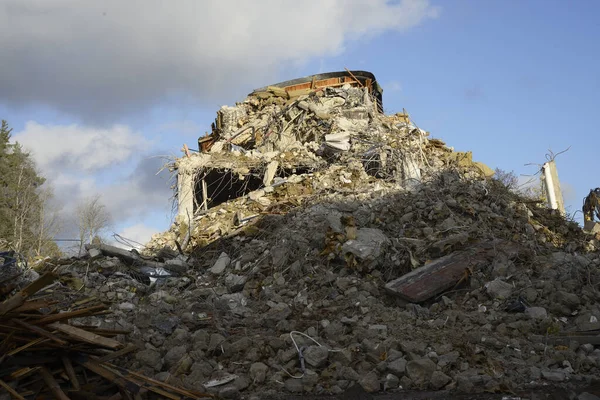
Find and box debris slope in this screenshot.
[9,78,600,399]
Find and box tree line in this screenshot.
[1,120,112,259]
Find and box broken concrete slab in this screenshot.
[385,244,494,303]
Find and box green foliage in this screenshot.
[0,120,60,258]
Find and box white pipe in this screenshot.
[543,162,558,210]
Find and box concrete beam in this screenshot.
[177,169,195,219]
[542,161,565,215]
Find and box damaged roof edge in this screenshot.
[251,70,383,110]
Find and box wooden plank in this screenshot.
[0,379,26,400]
[62,356,81,391]
[71,326,131,336]
[96,345,138,363]
[13,319,68,346]
[11,299,57,313]
[107,364,214,399]
[36,304,107,325]
[49,323,123,350]
[7,337,48,356]
[75,358,140,395]
[345,68,364,87]
[385,246,492,303]
[40,367,71,400]
[0,273,57,315]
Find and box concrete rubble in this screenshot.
[13,71,600,399]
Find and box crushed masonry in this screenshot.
[4,71,600,399]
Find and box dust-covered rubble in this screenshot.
[27,72,600,399]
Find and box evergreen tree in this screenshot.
[0,120,60,257]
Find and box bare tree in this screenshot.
[76,194,112,254]
[32,185,63,257]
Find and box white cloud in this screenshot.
[115,223,160,249]
[11,122,171,241]
[0,0,440,119]
[13,122,150,172]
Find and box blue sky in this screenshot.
[1,0,598,245]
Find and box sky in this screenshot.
[1,0,598,247]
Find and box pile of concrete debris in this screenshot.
[147,70,494,253]
[24,71,600,399]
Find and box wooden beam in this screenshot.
[62,356,81,391]
[0,273,57,316]
[344,68,364,87]
[0,379,26,400]
[40,367,71,400]
[96,345,138,363]
[385,242,518,303]
[13,319,68,346]
[36,305,107,325]
[49,323,123,350]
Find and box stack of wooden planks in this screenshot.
[0,272,213,399]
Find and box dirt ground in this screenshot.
[277,383,600,400]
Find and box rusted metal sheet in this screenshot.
[385,242,518,303]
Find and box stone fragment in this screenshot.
[135,349,163,371]
[341,228,389,260]
[210,252,230,275]
[387,358,407,376]
[225,273,247,293]
[525,307,547,320]
[303,346,329,368]
[284,379,303,393]
[118,302,136,311]
[164,345,187,369]
[555,291,581,309]
[359,371,380,393]
[405,359,436,387]
[541,370,566,382]
[88,247,102,259]
[384,373,400,391]
[485,278,513,299]
[430,371,451,389]
[249,362,268,384]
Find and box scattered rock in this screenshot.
[485,278,513,299]
[210,252,230,275]
[387,358,407,377]
[359,371,380,393]
[303,346,329,368]
[135,349,163,371]
[541,370,566,382]
[405,359,436,387]
[525,307,548,320]
[430,371,451,389]
[249,362,268,384]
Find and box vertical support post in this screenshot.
[177,168,194,219]
[201,179,208,211]
[542,161,565,215]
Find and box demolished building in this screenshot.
[170,70,494,251]
[5,71,600,399]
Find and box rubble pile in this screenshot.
[0,270,212,399]
[34,175,600,398]
[9,73,600,399]
[146,77,493,253]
